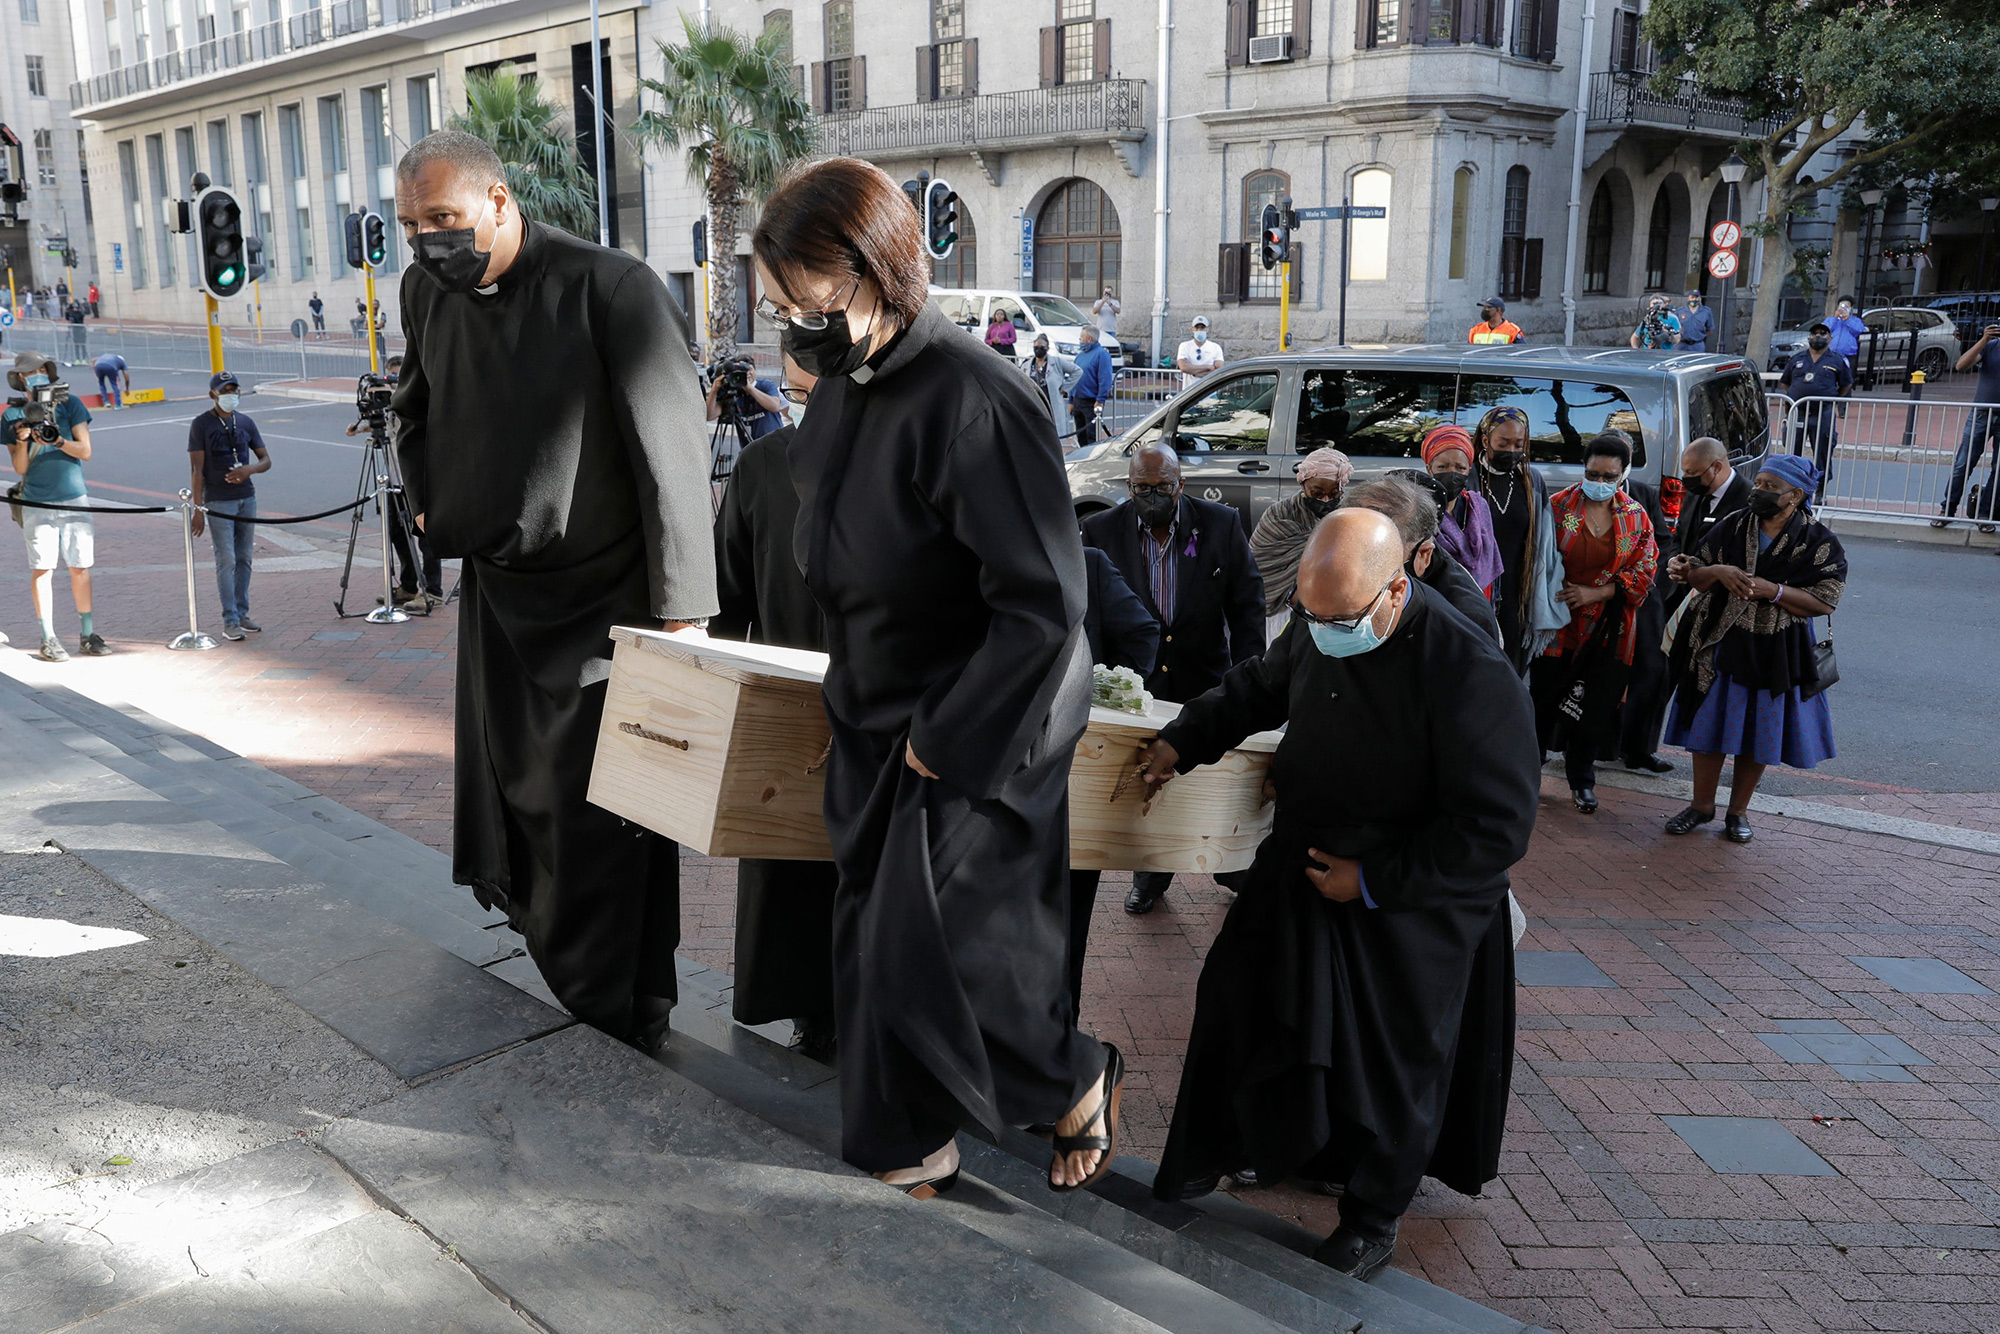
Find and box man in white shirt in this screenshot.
[1176,316,1224,390]
[1093,287,1121,340]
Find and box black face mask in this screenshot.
[1807,335,1831,352]
[1680,471,1711,496]
[782,312,874,379]
[1303,494,1339,519]
[1435,473,1469,499]
[1745,489,1786,519]
[411,225,493,294]
[1486,450,1524,474]
[1132,491,1178,528]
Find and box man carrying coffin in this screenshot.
[1139,508,1539,1279]
[393,130,716,1051]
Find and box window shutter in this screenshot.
[916,45,934,102]
[1537,0,1560,60]
[1225,0,1249,66]
[1039,25,1058,87]
[1408,0,1432,43]
[810,61,827,112]
[1093,19,1112,80]
[963,37,978,97]
[1611,9,1631,71]
[1218,242,1246,305]
[1356,0,1372,48]
[853,54,866,108]
[1293,0,1313,56]
[790,63,806,92]
[1524,239,1544,300]
[1287,243,1303,301]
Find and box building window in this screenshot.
[25,55,47,97]
[1359,0,1402,46]
[1611,6,1652,73]
[1644,188,1671,290]
[362,85,399,272]
[78,130,92,224]
[824,2,856,111]
[119,139,148,288]
[1583,179,1613,294]
[319,95,351,278]
[1511,0,1557,60]
[1255,0,1293,37]
[177,126,201,284]
[33,130,56,186]
[1241,170,1289,302]
[279,104,314,282]
[196,0,216,42]
[930,205,977,287]
[207,120,232,187]
[1033,177,1121,302]
[146,134,176,285]
[764,9,792,64]
[19,0,39,23]
[1348,169,1391,281]
[1447,166,1473,281]
[407,74,440,140]
[132,0,149,59]
[231,0,249,33]
[1060,1,1095,83]
[242,111,275,275]
[1498,166,1539,300]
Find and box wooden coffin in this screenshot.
[588,628,1279,873]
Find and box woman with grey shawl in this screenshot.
[1250,446,1353,641]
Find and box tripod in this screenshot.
[335,411,426,621]
[708,395,756,516]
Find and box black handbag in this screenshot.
[1800,616,1838,700]
[1555,591,1624,732]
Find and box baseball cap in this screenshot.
[1807,321,1831,334]
[1191,315,1209,328]
[209,371,240,391]
[1686,289,1703,298]
[1478,297,1506,312]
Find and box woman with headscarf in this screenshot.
[1421,425,1503,599]
[1662,454,1844,845]
[1470,406,1568,674]
[1250,446,1352,641]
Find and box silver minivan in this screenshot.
[1065,344,1771,529]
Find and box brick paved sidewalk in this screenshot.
[7,516,2000,1333]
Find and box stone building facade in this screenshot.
[1,0,98,304]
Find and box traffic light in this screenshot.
[344,211,365,270]
[692,217,707,267]
[243,234,267,285]
[362,211,388,268]
[923,178,959,260]
[1259,202,1286,272]
[193,185,249,299]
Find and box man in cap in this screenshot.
[186,371,271,640]
[1176,316,1225,390]
[1468,298,1523,345]
[1779,320,1854,486]
[1678,290,1716,353]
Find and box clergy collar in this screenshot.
[849,301,950,385]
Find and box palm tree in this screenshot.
[450,65,602,241]
[635,14,817,357]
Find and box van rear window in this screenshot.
[1458,376,1647,468]
[1687,369,1771,463]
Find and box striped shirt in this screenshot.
[1138,514,1180,626]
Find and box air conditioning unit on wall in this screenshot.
[1248,34,1293,64]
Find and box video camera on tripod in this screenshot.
[707,354,758,420]
[355,370,395,427]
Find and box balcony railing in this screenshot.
[816,79,1147,158]
[70,0,497,111]
[1585,71,1786,141]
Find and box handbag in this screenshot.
[1799,615,1838,700]
[6,481,23,529]
[1555,590,1623,731]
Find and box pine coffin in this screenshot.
[587,628,1280,872]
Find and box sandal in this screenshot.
[1049,1043,1124,1193]
[894,1169,960,1201]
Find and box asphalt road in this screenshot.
[30,372,2000,796]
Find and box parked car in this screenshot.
[1064,345,1771,534]
[1767,306,1957,382]
[929,287,1131,364]
[1926,293,2000,350]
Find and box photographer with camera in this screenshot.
[5,351,106,661]
[186,371,272,641]
[1629,295,1683,350]
[704,355,786,441]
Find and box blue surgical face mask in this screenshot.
[217,393,241,413]
[1580,479,1620,503]
[1193,330,1207,343]
[25,373,50,389]
[1305,587,1396,659]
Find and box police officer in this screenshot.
[1779,321,1854,489]
[1678,290,1716,353]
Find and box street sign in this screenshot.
[291,317,308,340]
[0,309,12,328]
[1019,216,1034,284]
[112,242,123,274]
[1709,220,1741,250]
[1707,248,1739,279]
[1294,205,1386,222]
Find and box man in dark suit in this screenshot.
[1672,437,1749,571]
[1081,442,1265,914]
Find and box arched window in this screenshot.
[1242,169,1289,301]
[1447,166,1474,281]
[929,202,977,287]
[1033,178,1121,301]
[1348,169,1391,281]
[1584,179,1613,294]
[1644,188,1672,291]
[763,9,792,64]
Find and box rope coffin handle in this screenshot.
[804,736,833,775]
[619,722,691,751]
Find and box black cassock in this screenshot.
[789,303,1104,1172]
[394,220,716,1048]
[1152,583,1539,1216]
[712,425,836,1031]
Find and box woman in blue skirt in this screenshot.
[1661,453,1845,844]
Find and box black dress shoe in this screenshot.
[1227,1168,1260,1187]
[1664,806,1716,835]
[791,1017,838,1062]
[1623,753,1675,774]
[1311,1222,1399,1282]
[1724,813,1755,844]
[1124,881,1164,915]
[1572,788,1599,814]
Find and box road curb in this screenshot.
[1821,512,2000,548]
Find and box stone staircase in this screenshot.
[0,664,1545,1334]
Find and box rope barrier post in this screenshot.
[364,472,408,625]
[167,492,218,651]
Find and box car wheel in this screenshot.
[1919,348,1948,379]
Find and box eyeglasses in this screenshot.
[756,275,860,331]
[780,385,812,405]
[1128,482,1179,498]
[1584,469,1625,484]
[1292,585,1390,632]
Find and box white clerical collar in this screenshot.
[475,282,500,297]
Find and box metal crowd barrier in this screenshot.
[1775,394,2000,528]
[1,320,388,384]
[1102,368,1185,436]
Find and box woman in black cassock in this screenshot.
[751,159,1123,1196]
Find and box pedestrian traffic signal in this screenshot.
[243,234,267,285]
[692,217,707,268]
[194,185,249,299]
[344,211,366,270]
[923,178,959,260]
[1259,203,1289,272]
[362,211,388,268]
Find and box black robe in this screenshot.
[394,220,716,1048]
[1422,547,1502,647]
[712,425,836,1029]
[1152,584,1539,1215]
[789,302,1103,1172]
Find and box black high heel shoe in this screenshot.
[1050,1044,1124,1193]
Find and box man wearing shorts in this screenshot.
[5,352,108,661]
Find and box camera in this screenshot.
[1639,306,1673,348]
[355,371,395,428]
[6,377,71,444]
[707,354,758,420]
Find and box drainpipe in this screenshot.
[1560,0,1598,346]
[1149,0,1172,370]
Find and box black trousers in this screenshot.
[1072,398,1101,447]
[1067,868,1100,1023]
[1617,591,1669,760]
[388,495,443,596]
[1532,651,1632,791]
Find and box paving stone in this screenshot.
[310,630,364,641]
[1661,1117,1839,1177]
[255,667,318,680]
[1515,950,1619,989]
[1849,957,1994,996]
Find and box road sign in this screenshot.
[1709,220,1741,250]
[1707,248,1739,279]
[112,242,123,274]
[1294,205,1387,222]
[291,317,308,340]
[1019,216,1035,284]
[0,309,12,328]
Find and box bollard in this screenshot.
[167,493,219,651]
[364,473,409,625]
[1900,370,1926,452]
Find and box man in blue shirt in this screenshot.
[5,350,106,660]
[704,367,788,441]
[1628,295,1683,349]
[92,352,130,409]
[1939,321,2000,524]
[1780,322,1854,488]
[1677,290,1716,353]
[186,372,272,640]
[1827,297,1869,362]
[1069,326,1116,446]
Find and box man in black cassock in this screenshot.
[1139,509,1539,1280]
[712,354,836,1058]
[392,131,716,1051]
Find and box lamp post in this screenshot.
[1980,197,1998,291]
[1719,149,1747,354]
[1858,186,1884,305]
